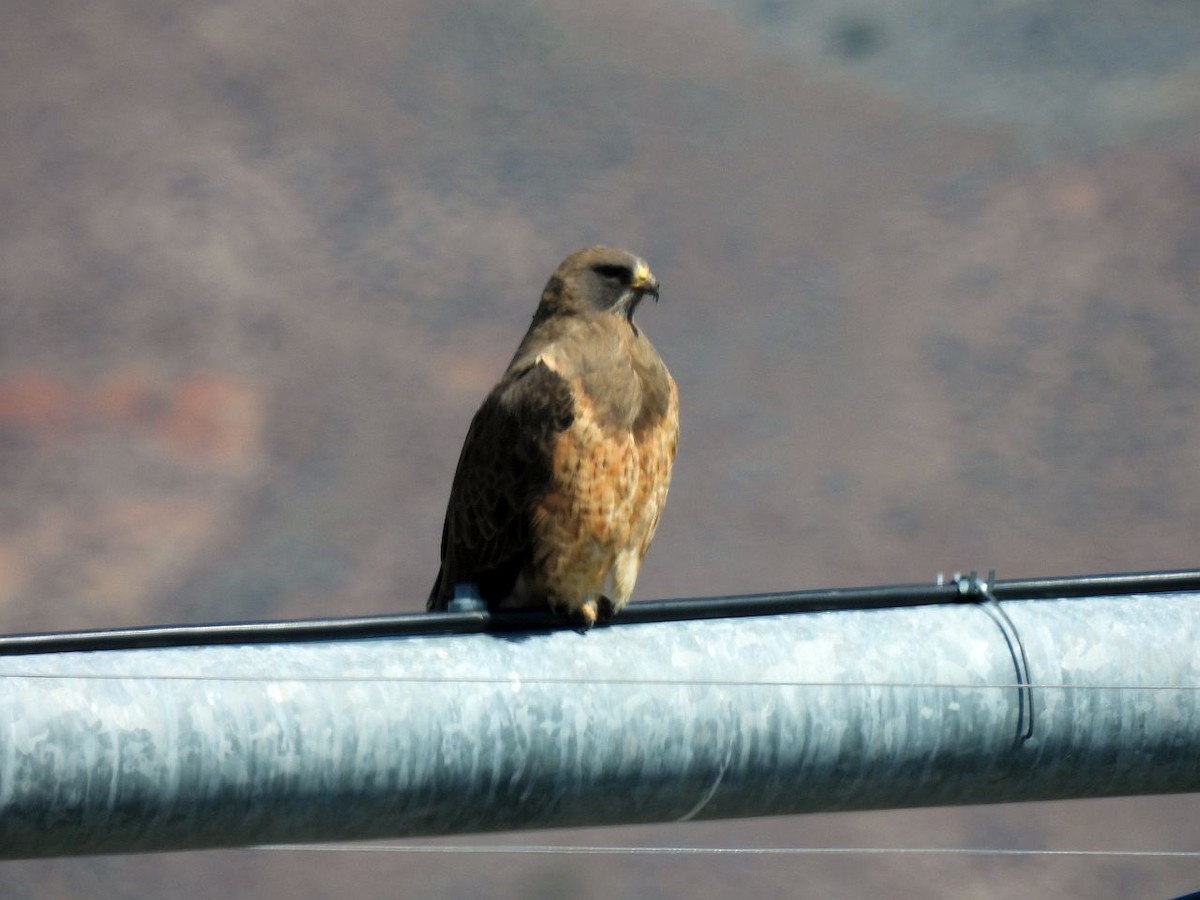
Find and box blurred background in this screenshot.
[2,0,1198,896]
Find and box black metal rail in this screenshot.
[2,568,1198,655]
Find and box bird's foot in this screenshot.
[566,596,617,632]
[566,601,598,632]
[549,596,617,631]
[595,595,616,624]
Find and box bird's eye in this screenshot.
[592,264,631,284]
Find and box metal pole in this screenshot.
[1,591,1198,859]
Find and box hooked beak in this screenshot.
[631,261,660,302]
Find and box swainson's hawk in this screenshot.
[428,246,678,627]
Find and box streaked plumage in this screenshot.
[428,246,678,626]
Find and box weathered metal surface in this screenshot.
[1,594,1197,858]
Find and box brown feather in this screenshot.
[429,246,678,626]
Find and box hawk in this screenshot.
[428,246,678,627]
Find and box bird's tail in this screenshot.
[426,565,445,611]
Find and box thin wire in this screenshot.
[0,670,1197,691]
[252,843,1200,858]
[3,569,1197,658]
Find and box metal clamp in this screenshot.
[951,569,1036,748]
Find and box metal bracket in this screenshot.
[952,569,1036,748]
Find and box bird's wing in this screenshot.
[428,360,575,610]
[635,371,679,557]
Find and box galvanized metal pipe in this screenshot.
[1,593,1198,858]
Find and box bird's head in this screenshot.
[538,246,660,323]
